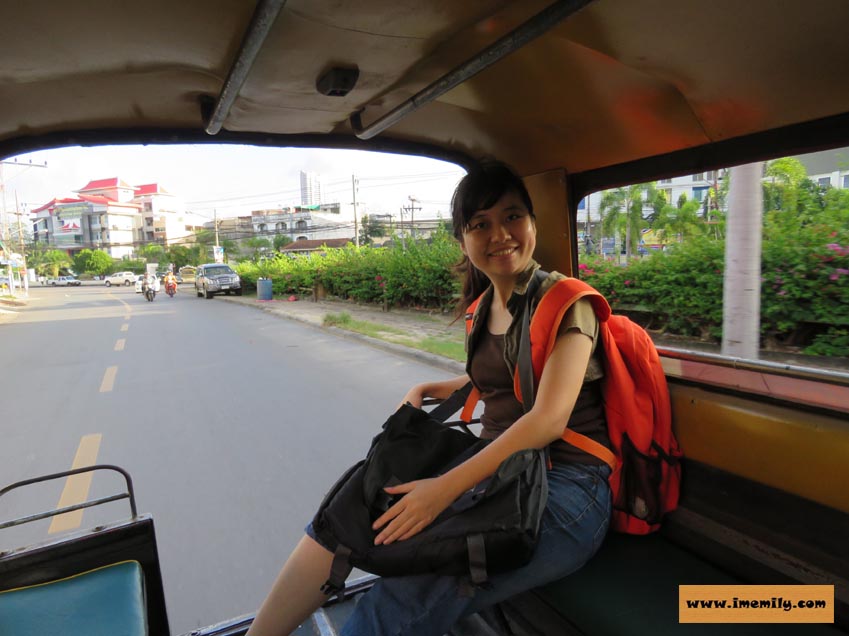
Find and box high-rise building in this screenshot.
[299,171,322,206]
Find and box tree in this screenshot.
[194,230,239,261]
[361,214,387,240]
[244,237,271,262]
[653,199,704,244]
[599,183,656,259]
[722,162,763,359]
[273,234,292,251]
[73,248,112,275]
[166,245,194,271]
[139,243,166,264]
[38,250,73,278]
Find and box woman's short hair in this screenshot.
[451,160,534,240]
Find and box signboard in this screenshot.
[213,246,224,263]
[60,217,81,232]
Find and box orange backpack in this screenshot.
[463,276,682,534]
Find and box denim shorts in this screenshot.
[307,461,612,636]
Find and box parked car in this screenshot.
[47,276,81,286]
[104,271,136,286]
[195,263,242,299]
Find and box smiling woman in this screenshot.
[1,1,849,635]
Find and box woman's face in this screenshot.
[460,190,536,283]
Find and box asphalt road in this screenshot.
[0,283,457,633]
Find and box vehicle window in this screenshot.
[578,148,849,369]
[205,266,234,276]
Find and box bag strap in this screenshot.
[320,544,353,598]
[517,271,551,468]
[516,271,545,413]
[428,381,474,423]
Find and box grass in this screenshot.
[323,312,466,362]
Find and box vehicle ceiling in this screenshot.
[3,0,849,188]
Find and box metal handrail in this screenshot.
[349,0,594,140]
[204,0,288,135]
[0,464,137,531]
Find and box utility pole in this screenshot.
[214,208,220,246]
[14,192,28,295]
[1,159,46,295]
[352,175,360,246]
[404,196,421,239]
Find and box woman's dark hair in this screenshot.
[451,160,535,315]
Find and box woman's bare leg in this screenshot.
[247,535,334,636]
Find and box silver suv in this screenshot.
[195,264,242,299]
[105,271,136,286]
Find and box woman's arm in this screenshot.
[400,374,471,408]
[374,330,593,544]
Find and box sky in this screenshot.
[1,144,467,224]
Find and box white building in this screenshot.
[32,177,143,259]
[797,149,849,189]
[134,183,205,245]
[32,178,202,258]
[248,205,352,242]
[299,171,322,206]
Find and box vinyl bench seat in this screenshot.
[0,560,147,636]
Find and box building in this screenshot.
[797,149,849,189]
[207,205,353,249]
[32,178,202,258]
[299,171,322,206]
[32,177,143,259]
[133,183,205,246]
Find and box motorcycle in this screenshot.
[144,283,156,302]
[165,281,177,298]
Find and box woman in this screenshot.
[247,160,612,636]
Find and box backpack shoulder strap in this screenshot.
[525,278,616,469]
[528,277,611,382]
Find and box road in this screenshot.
[0,283,457,633]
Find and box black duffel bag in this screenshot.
[311,388,548,596]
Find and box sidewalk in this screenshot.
[218,295,466,374]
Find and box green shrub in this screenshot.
[234,233,462,309]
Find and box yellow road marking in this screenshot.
[120,323,129,332]
[114,339,125,351]
[100,366,118,392]
[49,434,102,533]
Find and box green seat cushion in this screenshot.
[0,560,147,636]
[536,533,841,635]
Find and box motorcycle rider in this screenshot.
[164,271,178,296]
[142,272,160,299]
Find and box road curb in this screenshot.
[219,296,465,375]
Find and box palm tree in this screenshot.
[653,197,704,244]
[599,183,656,259]
[38,249,73,278]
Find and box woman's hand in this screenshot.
[399,375,471,409]
[372,478,456,545]
[399,384,427,409]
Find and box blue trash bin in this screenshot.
[257,278,273,300]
